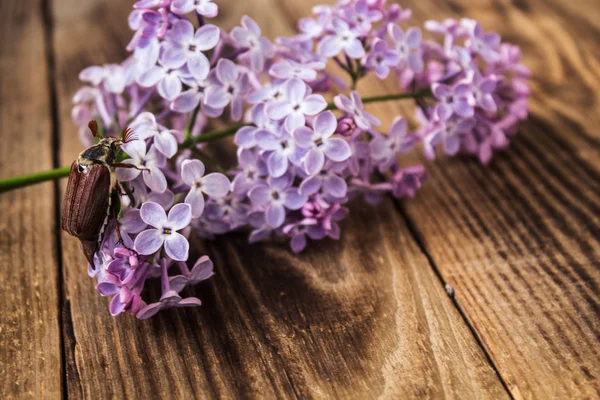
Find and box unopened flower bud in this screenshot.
[336,117,356,137]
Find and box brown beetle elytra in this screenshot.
[61,121,143,267]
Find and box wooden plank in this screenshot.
[52,0,508,398]
[0,0,62,398]
[359,1,599,398]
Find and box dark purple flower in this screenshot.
[390,165,427,198]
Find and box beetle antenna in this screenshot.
[121,127,137,144]
[88,120,99,137]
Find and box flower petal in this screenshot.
[194,24,220,51]
[154,131,178,158]
[304,148,325,175]
[283,188,307,210]
[190,255,214,282]
[170,0,195,15]
[325,174,348,198]
[317,35,341,57]
[301,95,327,116]
[158,73,182,101]
[324,138,351,162]
[115,160,141,182]
[292,126,315,148]
[169,274,189,293]
[290,234,307,253]
[285,112,306,132]
[255,130,281,151]
[160,43,187,70]
[134,229,164,255]
[234,126,257,148]
[249,183,270,205]
[140,202,167,227]
[344,39,365,59]
[164,232,190,261]
[285,78,306,103]
[299,176,322,196]
[267,150,288,178]
[136,302,163,319]
[171,89,202,113]
[216,58,238,84]
[266,203,286,228]
[187,52,211,81]
[313,110,337,136]
[181,159,205,185]
[406,27,422,48]
[109,295,127,316]
[201,173,231,198]
[168,203,192,230]
[266,101,292,120]
[177,297,202,307]
[138,65,165,87]
[185,188,205,218]
[143,167,168,193]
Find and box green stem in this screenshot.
[181,123,247,149]
[0,90,432,194]
[0,166,71,193]
[185,105,202,140]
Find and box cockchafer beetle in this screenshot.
[61,121,146,268]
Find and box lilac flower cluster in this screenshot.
[72,0,529,318]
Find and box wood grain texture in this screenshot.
[0,0,62,398]
[51,0,507,399]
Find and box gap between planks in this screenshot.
[390,198,516,400]
[41,0,69,398]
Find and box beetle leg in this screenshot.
[116,181,136,207]
[110,190,139,257]
[114,218,138,255]
[112,162,150,172]
[115,181,126,196]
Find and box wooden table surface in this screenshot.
[1,0,599,398]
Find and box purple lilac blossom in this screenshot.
[69,0,529,319]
